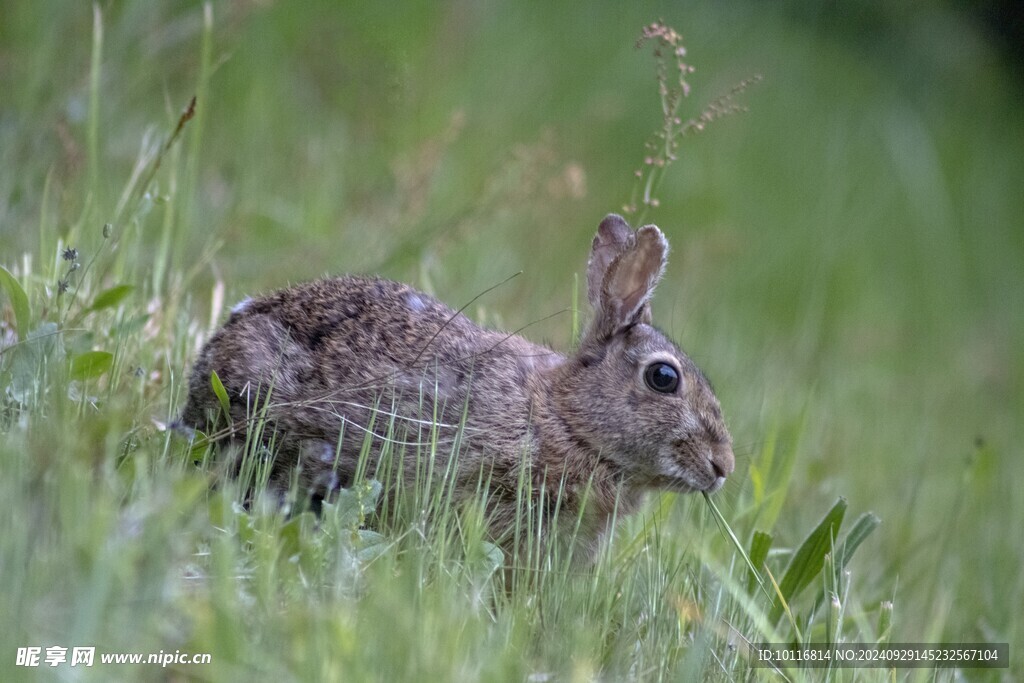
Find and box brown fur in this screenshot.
[180,214,734,561]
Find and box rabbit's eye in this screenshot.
[644,362,679,394]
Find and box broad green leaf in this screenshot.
[69,350,114,381]
[6,322,61,403]
[747,530,773,595]
[207,491,229,529]
[279,512,315,559]
[210,369,231,420]
[88,284,134,312]
[172,427,211,462]
[475,540,505,579]
[770,497,847,625]
[234,506,255,545]
[356,529,389,562]
[331,479,383,531]
[0,265,31,341]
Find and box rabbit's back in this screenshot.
[181,276,560,492]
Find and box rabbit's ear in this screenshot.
[592,224,668,339]
[587,214,634,309]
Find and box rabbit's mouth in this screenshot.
[644,474,710,495]
[653,474,725,494]
[705,475,727,493]
[651,477,700,493]
[648,455,724,494]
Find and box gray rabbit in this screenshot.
[180,214,734,558]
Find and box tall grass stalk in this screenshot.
[178,2,214,281]
[87,3,103,207]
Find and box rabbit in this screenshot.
[178,214,734,560]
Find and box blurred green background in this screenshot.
[2,0,1022,664]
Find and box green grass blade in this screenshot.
[765,564,802,642]
[835,511,881,568]
[182,1,213,228]
[88,2,103,199]
[877,600,893,645]
[571,272,579,343]
[703,492,773,602]
[747,530,773,595]
[758,413,806,532]
[0,266,31,341]
[210,369,231,422]
[810,511,882,616]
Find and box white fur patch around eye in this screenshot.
[231,297,253,314]
[637,352,689,393]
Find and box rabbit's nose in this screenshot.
[710,442,735,480]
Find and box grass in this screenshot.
[1,1,1022,680]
